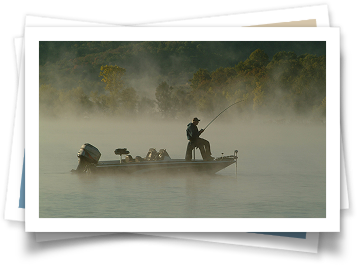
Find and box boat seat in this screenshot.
[125,155,134,163]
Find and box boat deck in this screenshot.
[92,158,236,175]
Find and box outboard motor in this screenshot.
[75,143,101,172]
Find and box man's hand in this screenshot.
[199,129,204,134]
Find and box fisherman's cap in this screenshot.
[193,117,200,122]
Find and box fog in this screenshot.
[40,113,326,169]
[39,116,325,218]
[38,41,326,218]
[39,41,326,125]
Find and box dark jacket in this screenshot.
[186,123,200,141]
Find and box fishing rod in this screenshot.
[203,99,244,131]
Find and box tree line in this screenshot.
[39,47,326,122]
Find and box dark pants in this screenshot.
[185,138,211,161]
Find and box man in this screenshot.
[185,117,214,161]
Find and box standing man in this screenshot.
[185,117,214,161]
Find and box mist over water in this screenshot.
[39,116,325,218]
[39,41,326,218]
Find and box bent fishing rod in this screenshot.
[203,99,244,131]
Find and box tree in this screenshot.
[99,65,126,94]
[98,65,126,113]
[236,49,269,73]
[266,51,302,92]
[211,67,236,89]
[271,51,297,62]
[252,82,265,111]
[155,81,175,118]
[138,97,156,116]
[170,86,193,118]
[189,68,211,90]
[39,84,59,117]
[246,49,269,69]
[120,87,138,114]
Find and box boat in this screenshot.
[72,143,238,175]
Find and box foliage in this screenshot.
[39,42,326,122]
[99,65,126,94]
[155,81,175,118]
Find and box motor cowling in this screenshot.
[76,143,101,172]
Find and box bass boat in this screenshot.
[72,143,238,175]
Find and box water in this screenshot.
[39,118,326,218]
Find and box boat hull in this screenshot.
[76,159,236,175]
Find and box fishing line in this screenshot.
[203,99,244,131]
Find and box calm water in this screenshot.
[39,118,326,218]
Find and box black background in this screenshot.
[0,1,356,258]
